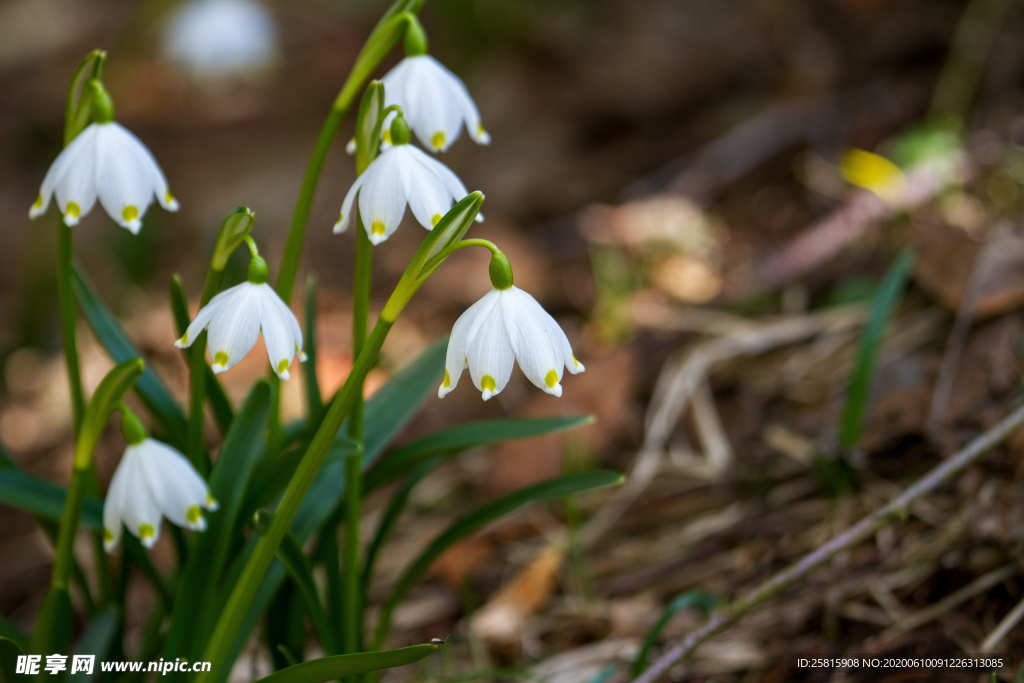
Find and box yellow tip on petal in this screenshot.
[205,493,219,510]
[276,358,290,375]
[122,204,139,223]
[139,523,155,540]
[481,374,496,392]
[382,129,393,144]
[442,369,451,388]
[186,505,203,525]
[65,201,81,221]
[371,220,386,235]
[431,131,446,150]
[103,528,114,543]
[32,195,43,209]
[476,124,487,136]
[213,350,229,368]
[431,213,442,226]
[840,148,906,201]
[545,369,559,388]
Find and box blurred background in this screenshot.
[4,0,1024,680]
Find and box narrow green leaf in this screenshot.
[303,276,323,423]
[374,470,623,646]
[0,637,23,683]
[254,643,441,683]
[839,248,914,448]
[631,591,718,676]
[354,80,386,174]
[0,620,27,652]
[163,381,271,661]
[71,608,119,682]
[0,469,101,529]
[365,415,594,492]
[30,586,73,655]
[77,357,145,466]
[276,532,335,651]
[73,267,188,443]
[211,207,257,271]
[170,274,234,434]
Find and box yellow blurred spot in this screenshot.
[431,213,442,226]
[213,350,229,366]
[431,131,446,150]
[65,202,81,219]
[442,369,451,388]
[841,148,905,200]
[571,355,581,368]
[122,205,139,223]
[545,369,559,388]
[139,523,155,540]
[277,358,290,375]
[371,220,386,235]
[165,190,177,205]
[476,123,487,137]
[32,195,43,209]
[177,333,188,346]
[103,528,114,543]
[481,374,496,393]
[206,493,218,508]
[382,129,392,144]
[186,505,202,525]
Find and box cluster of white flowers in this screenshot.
[33,20,585,550]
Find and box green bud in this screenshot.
[88,79,114,124]
[120,408,147,445]
[248,253,269,284]
[390,112,412,146]
[403,15,428,56]
[488,250,514,290]
[211,207,257,271]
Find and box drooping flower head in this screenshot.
[175,250,306,379]
[380,53,490,153]
[333,113,478,245]
[164,0,278,81]
[104,411,217,551]
[439,252,584,400]
[29,81,178,233]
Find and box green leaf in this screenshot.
[275,532,335,651]
[365,415,594,492]
[839,248,914,449]
[303,276,323,423]
[373,470,623,646]
[73,267,188,443]
[71,608,119,682]
[170,274,234,435]
[354,80,386,173]
[211,207,257,271]
[254,643,441,683]
[0,637,23,683]
[631,591,718,676]
[30,586,73,656]
[163,381,272,661]
[0,620,27,652]
[0,468,101,530]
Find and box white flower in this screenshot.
[332,142,477,245]
[29,122,179,234]
[175,281,306,379]
[381,54,490,153]
[439,286,585,400]
[103,438,218,551]
[164,0,278,80]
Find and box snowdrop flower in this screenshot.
[104,412,217,551]
[332,114,478,245]
[29,121,179,234]
[164,0,278,80]
[175,253,306,379]
[381,54,490,153]
[439,283,585,401]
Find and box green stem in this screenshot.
[187,270,222,475]
[274,10,419,305]
[197,319,395,682]
[57,221,85,436]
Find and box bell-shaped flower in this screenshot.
[103,437,217,551]
[332,117,477,245]
[381,54,490,153]
[29,122,179,233]
[175,269,306,379]
[164,0,278,80]
[439,285,585,401]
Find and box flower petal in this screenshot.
[258,285,297,379]
[95,124,157,233]
[438,291,496,398]
[357,151,406,245]
[175,287,231,348]
[52,125,101,226]
[399,148,452,230]
[205,283,262,373]
[464,293,514,400]
[333,172,366,234]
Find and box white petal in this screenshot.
[358,151,407,245]
[264,285,305,360]
[500,288,565,396]
[28,126,100,220]
[464,294,514,400]
[95,124,157,233]
[139,440,209,531]
[103,447,135,551]
[205,283,262,373]
[175,288,232,348]
[439,292,493,398]
[118,448,163,547]
[52,125,101,226]
[258,285,296,378]
[399,148,452,230]
[436,62,489,145]
[405,56,462,152]
[333,173,366,234]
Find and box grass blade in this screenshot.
[254,643,441,683]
